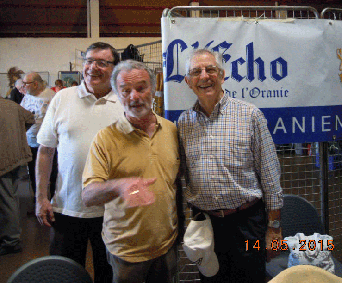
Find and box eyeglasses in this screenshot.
[22,81,35,85]
[188,65,220,77]
[83,58,114,68]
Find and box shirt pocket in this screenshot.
[185,139,203,169]
[223,138,253,170]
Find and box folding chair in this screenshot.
[266,194,342,278]
[7,255,93,283]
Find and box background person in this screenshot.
[51,79,66,93]
[178,49,283,283]
[35,42,123,283]
[0,97,34,256]
[5,67,24,99]
[20,72,55,196]
[9,78,25,104]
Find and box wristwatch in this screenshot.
[268,220,281,229]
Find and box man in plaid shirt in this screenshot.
[178,49,283,283]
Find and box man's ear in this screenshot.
[219,69,225,84]
[185,76,192,89]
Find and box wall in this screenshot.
[0,37,160,97]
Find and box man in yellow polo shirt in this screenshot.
[82,60,181,283]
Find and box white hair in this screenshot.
[185,49,224,76]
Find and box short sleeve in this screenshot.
[37,96,58,148]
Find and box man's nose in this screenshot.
[88,61,99,69]
[199,68,210,79]
[130,89,140,100]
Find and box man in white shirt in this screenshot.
[35,42,124,283]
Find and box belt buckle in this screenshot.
[219,210,225,218]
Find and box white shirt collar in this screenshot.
[77,80,118,104]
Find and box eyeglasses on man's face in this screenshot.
[188,65,220,77]
[83,58,115,68]
[22,81,35,85]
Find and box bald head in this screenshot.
[23,72,45,96]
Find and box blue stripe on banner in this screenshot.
[165,105,342,144]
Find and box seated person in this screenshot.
[51,79,65,93]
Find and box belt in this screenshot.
[195,198,260,218]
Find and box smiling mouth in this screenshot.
[198,83,214,89]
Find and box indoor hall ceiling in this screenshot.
[0,0,340,38]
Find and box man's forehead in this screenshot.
[86,48,113,59]
[117,69,150,85]
[190,53,217,67]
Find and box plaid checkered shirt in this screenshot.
[178,93,283,211]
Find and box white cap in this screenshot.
[182,212,219,277]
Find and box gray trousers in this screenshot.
[0,166,24,247]
[106,244,178,283]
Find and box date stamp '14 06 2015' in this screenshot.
[245,239,335,251]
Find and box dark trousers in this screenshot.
[49,151,58,199]
[0,166,22,247]
[193,200,267,283]
[27,147,38,194]
[50,213,112,283]
[28,146,57,198]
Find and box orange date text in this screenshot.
[245,239,334,251]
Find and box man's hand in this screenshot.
[266,227,282,262]
[119,178,156,208]
[83,177,157,207]
[36,198,55,227]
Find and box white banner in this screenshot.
[162,17,342,144]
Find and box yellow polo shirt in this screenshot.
[83,114,180,262]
